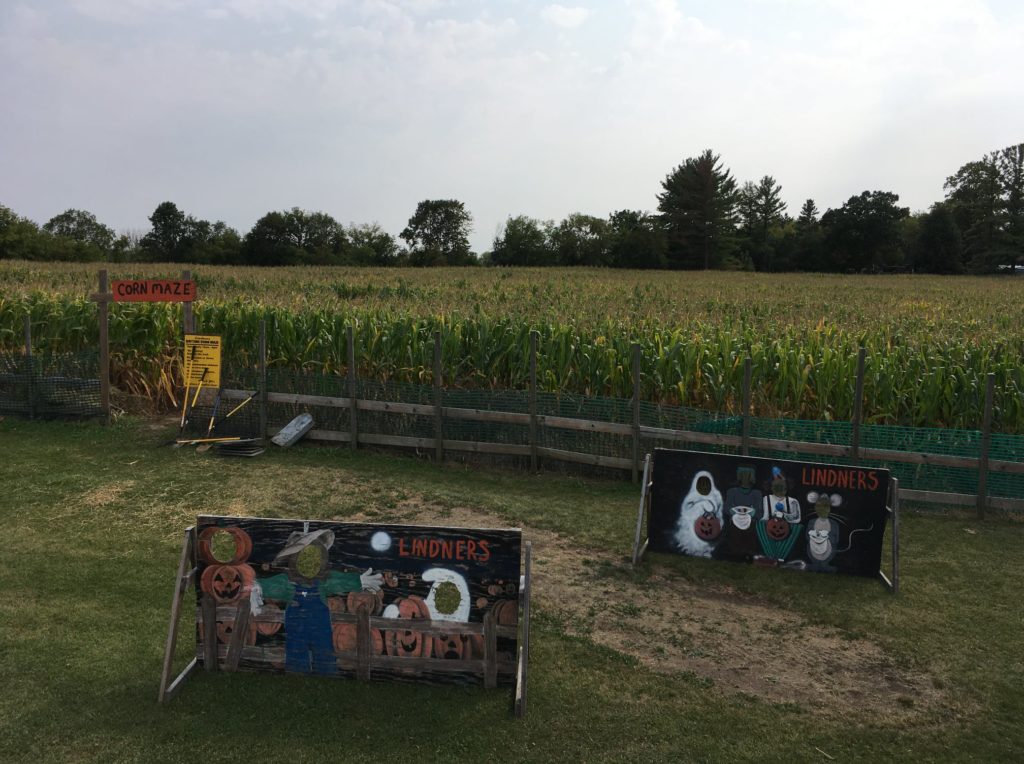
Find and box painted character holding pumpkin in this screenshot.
[754,467,803,563]
[673,470,724,557]
[254,529,383,675]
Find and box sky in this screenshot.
[2,0,1022,253]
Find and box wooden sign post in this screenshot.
[89,270,198,421]
[159,516,533,717]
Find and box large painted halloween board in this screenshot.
[191,516,523,687]
[641,449,891,578]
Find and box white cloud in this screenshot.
[540,4,590,29]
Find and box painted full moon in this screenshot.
[370,531,392,552]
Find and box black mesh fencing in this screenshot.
[0,350,101,419]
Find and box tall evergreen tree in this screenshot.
[915,203,962,273]
[657,150,740,269]
[944,155,1003,273]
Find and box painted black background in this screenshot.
[196,515,522,615]
[648,449,890,578]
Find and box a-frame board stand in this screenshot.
[630,454,900,595]
[630,454,652,567]
[158,526,203,703]
[158,529,534,716]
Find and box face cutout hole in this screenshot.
[209,530,238,563]
[696,476,712,495]
[296,545,325,578]
[433,581,461,615]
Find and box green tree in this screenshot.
[996,143,1024,272]
[42,209,115,261]
[0,205,48,260]
[945,156,1003,273]
[657,149,740,269]
[400,200,474,266]
[820,191,909,272]
[347,223,400,266]
[737,176,786,271]
[242,208,347,266]
[607,210,667,269]
[490,215,554,266]
[915,203,962,273]
[549,213,610,266]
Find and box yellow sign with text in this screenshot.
[183,334,221,388]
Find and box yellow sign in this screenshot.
[184,334,221,388]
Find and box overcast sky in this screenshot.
[2,0,1022,253]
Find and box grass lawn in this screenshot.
[1,416,1021,763]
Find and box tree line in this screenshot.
[1,142,1020,272]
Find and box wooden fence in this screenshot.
[212,324,1024,516]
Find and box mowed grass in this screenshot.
[3,262,1024,430]
[1,417,1022,762]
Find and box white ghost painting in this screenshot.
[422,567,471,622]
[673,470,724,558]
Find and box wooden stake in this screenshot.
[356,606,371,681]
[632,343,641,484]
[891,477,901,594]
[348,325,358,451]
[98,269,110,421]
[181,269,194,335]
[483,610,497,689]
[977,374,995,520]
[851,347,866,460]
[258,319,268,441]
[514,540,532,719]
[741,357,752,456]
[529,331,538,473]
[434,330,444,463]
[24,315,35,418]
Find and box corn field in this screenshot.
[2,261,1023,432]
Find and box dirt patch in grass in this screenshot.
[81,480,136,508]
[353,499,959,724]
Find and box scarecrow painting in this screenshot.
[254,529,382,675]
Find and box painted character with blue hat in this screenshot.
[755,467,804,563]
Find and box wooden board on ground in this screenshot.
[271,413,314,447]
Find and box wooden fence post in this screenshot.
[23,315,35,418]
[529,331,538,472]
[348,325,358,451]
[356,607,371,681]
[741,357,752,456]
[98,269,110,422]
[258,319,268,440]
[181,269,194,335]
[851,347,866,460]
[632,343,641,484]
[977,373,995,520]
[434,330,444,463]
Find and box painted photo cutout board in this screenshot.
[648,449,890,577]
[195,515,522,685]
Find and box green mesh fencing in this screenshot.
[0,350,101,418]
[199,365,1024,506]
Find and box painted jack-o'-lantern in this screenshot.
[216,617,257,645]
[766,517,790,541]
[254,603,283,636]
[694,511,722,541]
[384,595,433,658]
[198,526,253,565]
[347,590,382,616]
[201,563,255,604]
[491,599,519,626]
[332,623,384,655]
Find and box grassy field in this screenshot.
[2,262,1023,430]
[1,415,1022,763]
